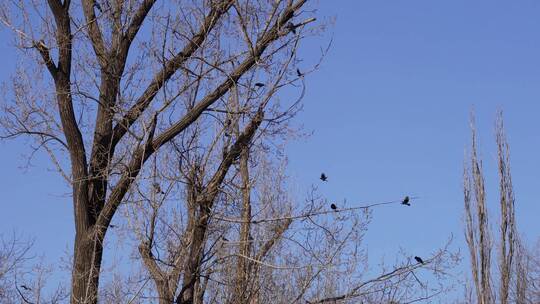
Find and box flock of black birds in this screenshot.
[319,172,425,265]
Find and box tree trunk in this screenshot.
[71,229,103,304]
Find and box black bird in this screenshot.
[222,236,229,242]
[414,256,424,264]
[254,82,265,87]
[330,203,337,211]
[20,285,31,291]
[153,182,165,194]
[109,224,117,228]
[320,173,328,182]
[401,195,410,206]
[224,119,231,137]
[296,68,303,77]
[286,22,297,34]
[94,2,103,13]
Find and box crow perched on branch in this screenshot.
[285,22,297,34]
[296,68,303,77]
[320,173,328,182]
[414,256,424,264]
[330,203,337,211]
[153,182,165,194]
[224,119,231,137]
[401,196,410,206]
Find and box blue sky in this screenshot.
[286,0,540,274]
[1,0,540,299]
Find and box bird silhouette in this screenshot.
[401,196,410,206]
[286,22,297,34]
[94,2,103,13]
[330,203,337,211]
[320,173,328,182]
[296,68,303,77]
[109,224,117,228]
[20,285,31,291]
[224,119,231,137]
[414,256,424,264]
[254,82,265,87]
[153,183,165,194]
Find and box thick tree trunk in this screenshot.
[71,229,103,304]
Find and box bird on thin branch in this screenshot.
[401,195,410,206]
[20,285,31,291]
[320,173,328,182]
[153,182,165,194]
[330,203,337,211]
[286,22,297,34]
[224,118,231,137]
[254,82,265,87]
[414,256,424,264]
[296,68,303,77]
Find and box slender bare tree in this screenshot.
[463,111,519,304]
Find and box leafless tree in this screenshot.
[463,111,518,304]
[511,238,540,304]
[1,0,319,303]
[1,1,463,303]
[0,233,32,302]
[0,233,68,304]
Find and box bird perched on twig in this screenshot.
[94,2,103,13]
[401,196,410,206]
[320,173,328,182]
[414,256,424,264]
[296,68,303,77]
[330,203,337,211]
[254,82,265,88]
[286,22,297,34]
[20,285,31,291]
[153,182,165,194]
[224,119,231,137]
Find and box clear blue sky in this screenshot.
[1,0,540,299]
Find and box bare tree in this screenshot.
[0,233,32,303]
[463,111,518,304]
[1,0,318,303]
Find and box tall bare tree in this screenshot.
[463,111,518,304]
[1,0,317,302]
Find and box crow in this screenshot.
[414,256,424,264]
[320,173,328,182]
[153,182,165,194]
[296,68,303,77]
[94,2,103,13]
[109,224,117,228]
[254,82,265,87]
[20,285,31,291]
[224,119,231,137]
[401,195,410,206]
[330,203,337,211]
[286,22,297,34]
